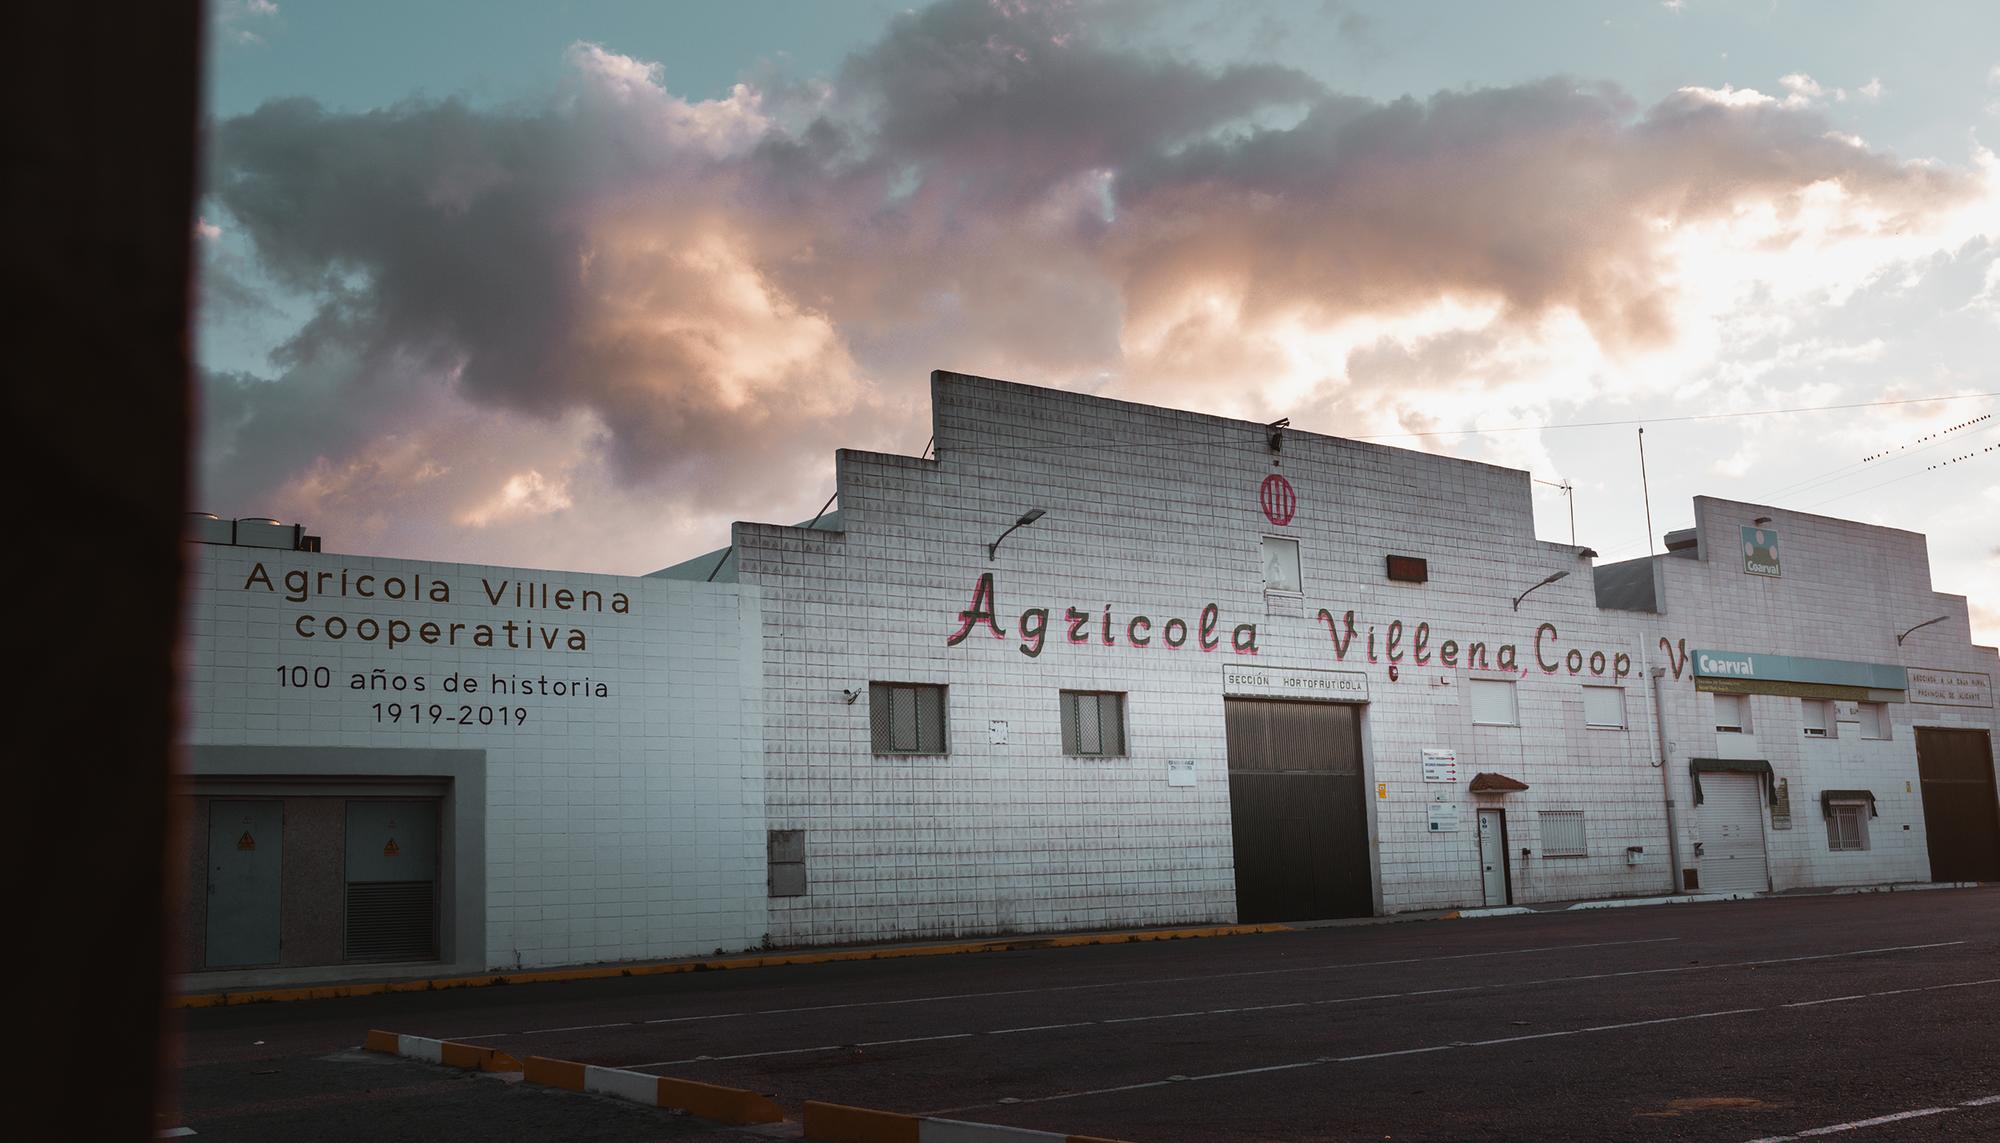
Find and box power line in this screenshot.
[938,390,1999,453]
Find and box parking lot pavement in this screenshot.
[177,888,2000,1141]
[169,1049,780,1143]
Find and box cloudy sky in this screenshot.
[197,0,1998,641]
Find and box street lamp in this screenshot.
[1512,570,1570,611]
[988,508,1046,560]
[1896,615,1950,645]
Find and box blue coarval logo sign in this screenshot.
[1697,652,1756,676]
[1741,525,1781,577]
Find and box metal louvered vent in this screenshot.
[344,881,437,962]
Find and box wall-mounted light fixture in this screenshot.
[988,508,1047,560]
[1753,515,1773,525]
[1577,547,1599,559]
[1896,615,1950,645]
[1511,570,1570,611]
[1267,418,1290,455]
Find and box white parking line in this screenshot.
[918,975,1999,1118]
[614,941,1966,1070]
[1741,1093,2000,1141]
[446,936,1682,1039]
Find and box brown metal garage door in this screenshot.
[1225,698,1372,921]
[1914,727,2000,881]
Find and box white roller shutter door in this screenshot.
[1699,771,1769,892]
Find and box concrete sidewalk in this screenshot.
[174,880,1987,1008]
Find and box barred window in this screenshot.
[1825,803,1868,851]
[870,683,948,755]
[1061,691,1126,757]
[1539,810,1587,858]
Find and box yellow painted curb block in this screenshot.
[522,1055,586,1092]
[176,923,1293,1008]
[517,1054,783,1125]
[803,1100,921,1143]
[365,1030,520,1073]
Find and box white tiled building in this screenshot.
[177,372,1999,987]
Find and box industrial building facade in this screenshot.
[177,372,1999,989]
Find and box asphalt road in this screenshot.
[172,889,2000,1141]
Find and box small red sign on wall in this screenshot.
[1260,474,1296,526]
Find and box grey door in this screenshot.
[206,800,282,967]
[1225,699,1372,921]
[344,800,440,962]
[1478,809,1510,906]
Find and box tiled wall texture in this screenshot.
[182,373,1998,967]
[182,545,770,970]
[1640,497,1999,891]
[740,372,1982,945]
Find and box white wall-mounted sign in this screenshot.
[989,719,1009,744]
[1222,664,1369,701]
[1421,749,1459,783]
[1907,668,1993,709]
[1427,802,1461,833]
[1166,760,1196,787]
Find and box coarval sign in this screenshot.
[1692,650,1908,693]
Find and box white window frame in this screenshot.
[1060,690,1127,758]
[1857,701,1890,740]
[1714,692,1750,734]
[1469,678,1519,727]
[1261,535,1302,594]
[1825,801,1869,851]
[1800,699,1833,739]
[869,682,949,756]
[1582,685,1626,730]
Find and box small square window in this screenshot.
[1582,685,1626,729]
[1060,691,1126,757]
[1825,804,1868,851]
[1857,702,1890,740]
[1469,678,1518,726]
[1801,700,1833,738]
[1714,693,1750,734]
[870,682,948,755]
[1262,536,1302,593]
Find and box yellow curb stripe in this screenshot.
[174,923,1293,1008]
[522,1055,587,1092]
[363,1029,399,1054]
[803,1100,922,1143]
[657,1075,785,1125]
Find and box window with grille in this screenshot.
[1061,691,1126,757]
[1469,678,1518,726]
[870,682,948,754]
[1825,803,1868,851]
[1582,685,1626,729]
[1539,810,1587,857]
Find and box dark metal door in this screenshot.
[206,800,282,967]
[1225,698,1371,921]
[1915,728,2000,881]
[344,800,440,962]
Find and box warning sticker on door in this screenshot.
[383,838,401,857]
[237,831,256,851]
